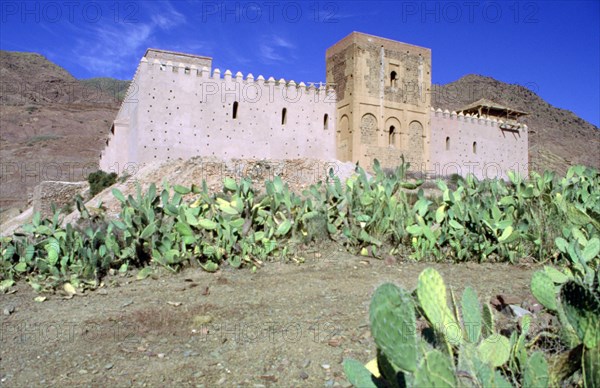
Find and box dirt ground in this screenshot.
[0,244,538,387]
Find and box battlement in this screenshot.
[138,57,335,97]
[430,107,528,131]
[428,107,528,180]
[144,48,212,68]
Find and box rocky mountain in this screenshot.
[432,74,599,175]
[0,51,120,217]
[80,78,130,102]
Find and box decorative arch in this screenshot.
[360,113,378,145]
[337,114,351,161]
[407,120,424,164]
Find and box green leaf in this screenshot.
[223,177,238,191]
[498,226,513,242]
[175,222,194,237]
[219,203,239,216]
[200,261,219,272]
[555,237,569,253]
[0,279,15,292]
[198,218,217,230]
[582,238,600,263]
[449,220,464,230]
[140,223,157,239]
[276,219,292,237]
[14,262,27,272]
[406,224,422,236]
[173,185,191,194]
[112,188,126,203]
[435,205,446,224]
[136,267,153,280]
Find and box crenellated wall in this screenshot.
[100,50,337,173]
[427,108,529,180]
[99,34,529,181]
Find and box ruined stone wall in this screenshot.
[33,181,88,219]
[427,109,529,180]
[100,52,337,173]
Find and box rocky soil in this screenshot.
[1,247,540,387]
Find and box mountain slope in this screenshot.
[80,78,130,102]
[0,51,120,217]
[432,74,600,175]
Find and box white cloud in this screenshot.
[71,1,189,77]
[258,35,296,65]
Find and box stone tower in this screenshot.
[326,32,432,170]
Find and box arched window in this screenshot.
[389,126,396,146]
[282,108,287,125]
[473,141,477,154]
[323,114,329,130]
[232,101,238,119]
[446,137,450,150]
[390,71,397,87]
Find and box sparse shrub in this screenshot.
[88,170,117,197]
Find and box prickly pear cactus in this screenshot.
[481,303,495,338]
[457,342,494,386]
[560,280,600,349]
[417,268,462,346]
[583,345,600,387]
[369,283,418,372]
[414,349,457,387]
[478,335,511,367]
[342,359,377,388]
[461,286,482,343]
[531,270,558,311]
[523,351,549,388]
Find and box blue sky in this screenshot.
[1,1,599,126]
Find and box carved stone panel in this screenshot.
[360,114,378,145]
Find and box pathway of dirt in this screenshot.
[1,247,537,387]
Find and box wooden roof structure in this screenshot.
[458,98,528,121]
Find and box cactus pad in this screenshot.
[531,270,558,311]
[369,283,418,372]
[461,286,482,343]
[560,280,600,349]
[523,351,549,388]
[478,335,510,367]
[342,359,378,388]
[417,268,462,346]
[414,349,457,387]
